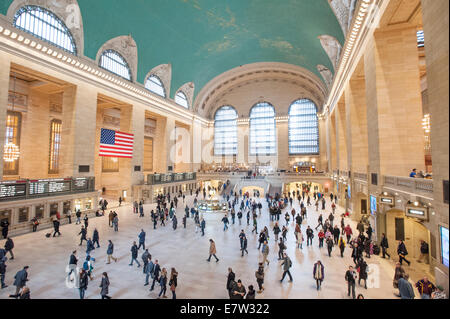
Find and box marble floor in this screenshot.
[0,194,426,299]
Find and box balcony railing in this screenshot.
[353,172,368,181]
[383,175,433,194]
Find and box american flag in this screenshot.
[100,128,134,158]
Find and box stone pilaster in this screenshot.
[0,56,11,178]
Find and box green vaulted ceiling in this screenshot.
[1,0,345,99]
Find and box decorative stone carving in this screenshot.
[145,64,172,97]
[318,35,342,71]
[176,82,195,109]
[317,65,333,89]
[328,0,357,36]
[7,0,84,55]
[96,35,138,82]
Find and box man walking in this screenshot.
[345,266,356,299]
[129,241,141,267]
[280,253,293,283]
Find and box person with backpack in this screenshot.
[129,241,141,267]
[313,260,324,290]
[106,240,118,264]
[280,253,293,283]
[255,263,265,293]
[149,259,161,292]
[4,237,14,260]
[99,272,111,299]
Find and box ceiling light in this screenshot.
[0,26,3,33]
[17,35,24,42]
[3,29,11,36]
[10,32,17,39]
[24,38,30,45]
[41,46,48,52]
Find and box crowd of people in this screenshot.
[0,185,447,300]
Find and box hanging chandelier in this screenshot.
[3,142,20,162]
[3,73,20,163]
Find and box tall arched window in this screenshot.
[13,5,77,54]
[175,91,189,109]
[250,102,276,155]
[288,99,319,155]
[99,50,132,81]
[145,75,166,98]
[214,106,238,156]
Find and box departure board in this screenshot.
[72,178,88,191]
[0,181,27,200]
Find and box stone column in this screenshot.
[61,84,97,178]
[318,118,328,172]
[277,120,289,171]
[129,106,145,186]
[0,56,11,178]
[191,119,203,172]
[337,99,348,172]
[421,0,449,293]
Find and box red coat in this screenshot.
[344,226,353,236]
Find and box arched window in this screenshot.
[288,99,319,155]
[214,106,238,156]
[175,91,189,109]
[99,50,132,81]
[145,75,166,98]
[13,5,77,54]
[250,102,276,155]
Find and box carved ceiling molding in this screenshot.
[145,63,172,97]
[318,35,342,71]
[328,0,358,37]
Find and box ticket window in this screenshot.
[18,207,29,223]
[0,209,12,224]
[63,201,71,214]
[35,205,45,219]
[49,203,58,217]
[84,198,92,210]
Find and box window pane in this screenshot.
[145,75,166,98]
[214,106,238,156]
[3,111,21,175]
[144,137,154,171]
[99,50,132,81]
[288,99,319,155]
[102,157,119,172]
[49,119,62,174]
[175,91,189,108]
[13,6,77,55]
[250,102,276,155]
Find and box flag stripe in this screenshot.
[99,128,134,158]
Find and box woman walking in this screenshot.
[169,268,178,299]
[207,239,219,262]
[313,260,324,291]
[158,268,168,299]
[99,272,111,299]
[255,263,265,293]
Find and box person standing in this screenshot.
[380,233,390,259]
[306,226,314,246]
[261,241,270,266]
[138,230,146,250]
[280,253,293,283]
[13,266,29,296]
[226,268,236,298]
[313,261,324,291]
[357,258,368,289]
[397,240,411,266]
[75,209,82,225]
[241,234,248,257]
[345,266,357,299]
[273,223,281,242]
[118,196,123,206]
[4,237,14,260]
[246,285,256,299]
[83,214,89,229]
[113,215,119,232]
[417,240,429,264]
[222,214,229,231]
[99,272,111,299]
[169,268,178,299]
[333,225,340,245]
[79,269,88,299]
[129,241,141,267]
[255,263,265,293]
[207,239,219,262]
[108,211,114,228]
[200,218,206,236]
[326,237,334,257]
[106,240,118,264]
[231,280,246,299]
[31,216,39,232]
[1,219,9,239]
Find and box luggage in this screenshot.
[45,233,51,238]
[373,244,380,255]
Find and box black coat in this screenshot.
[227,272,235,290]
[4,238,14,250]
[131,245,138,258]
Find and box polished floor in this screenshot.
[0,194,424,299]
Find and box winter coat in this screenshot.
[131,245,138,258]
[358,261,368,280]
[398,278,415,299]
[4,238,14,250]
[281,256,292,271]
[99,277,109,295]
[138,231,146,243]
[79,272,88,289]
[14,269,28,287]
[107,243,114,255]
[313,263,324,281]
[209,242,217,255]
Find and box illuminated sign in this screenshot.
[370,195,377,215]
[440,226,449,268]
[406,206,428,220]
[380,197,394,204]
